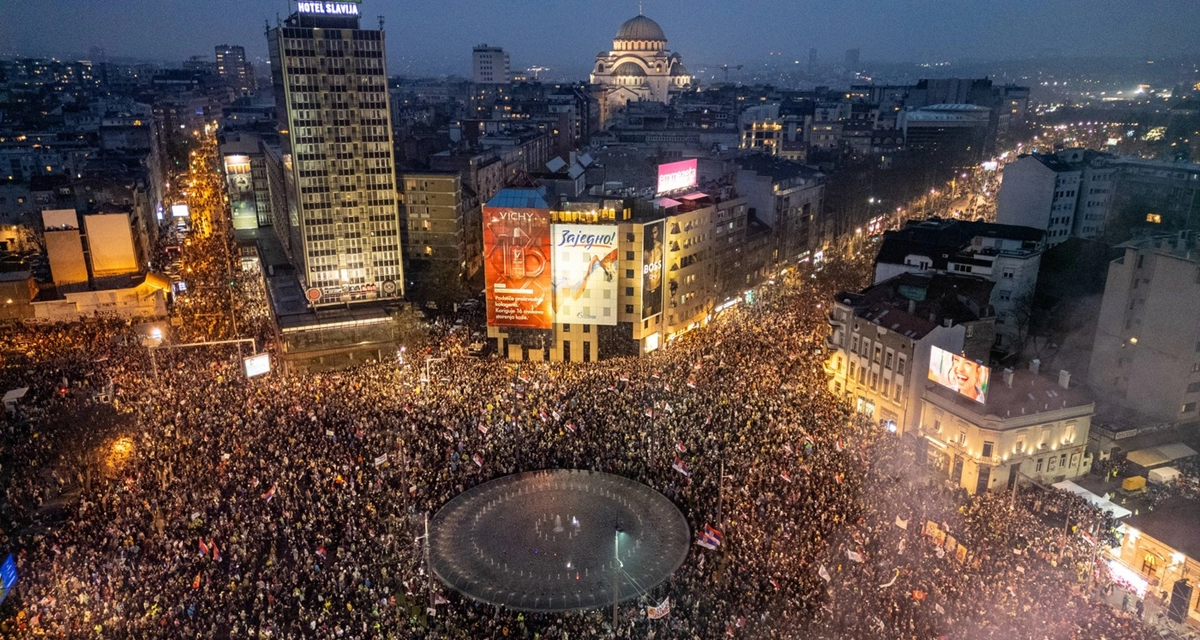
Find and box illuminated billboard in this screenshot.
[551,224,618,325]
[223,155,258,230]
[297,1,361,16]
[243,353,271,378]
[171,204,190,218]
[483,206,552,329]
[928,346,990,404]
[642,221,664,319]
[656,159,698,195]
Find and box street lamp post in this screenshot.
[612,524,622,633]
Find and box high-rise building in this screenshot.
[472,45,510,84]
[996,149,1116,244]
[267,4,403,301]
[214,44,256,93]
[1088,232,1200,423]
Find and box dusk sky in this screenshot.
[3,0,1199,77]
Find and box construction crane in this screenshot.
[718,64,744,82]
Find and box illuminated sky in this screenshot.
[2,0,1199,77]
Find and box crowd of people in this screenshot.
[0,154,1159,638]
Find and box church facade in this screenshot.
[590,14,691,125]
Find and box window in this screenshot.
[851,335,859,353]
[870,372,878,390]
[882,379,890,396]
[1188,382,1200,393]
[1047,456,1056,472]
[625,287,634,296]
[885,350,894,369]
[562,324,571,332]
[1184,402,1197,414]
[1002,268,1015,279]
[1036,458,1044,472]
[1137,255,1145,269]
[998,290,1012,302]
[625,304,634,313]
[834,356,843,372]
[933,419,941,433]
[897,355,906,376]
[849,361,857,379]
[982,441,994,458]
[958,431,967,445]
[895,383,902,401]
[874,345,882,363]
[1015,434,1025,452]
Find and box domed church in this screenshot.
[590,12,691,119]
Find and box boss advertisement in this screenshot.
[551,224,618,326]
[483,206,553,329]
[642,221,664,319]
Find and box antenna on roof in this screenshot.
[639,1,643,15]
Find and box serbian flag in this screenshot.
[686,379,697,388]
[675,442,687,454]
[473,453,484,467]
[433,593,449,606]
[770,578,780,591]
[704,524,724,546]
[192,572,201,589]
[619,375,629,383]
[645,407,654,418]
[695,536,717,550]
[262,484,277,502]
[672,458,690,476]
[198,537,210,556]
[212,541,220,563]
[783,443,794,455]
[538,411,548,423]
[836,438,844,452]
[780,470,792,484]
[565,422,577,434]
[316,545,327,560]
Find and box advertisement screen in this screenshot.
[551,224,618,325]
[928,346,990,404]
[243,353,271,378]
[171,204,190,219]
[642,221,664,319]
[656,159,698,195]
[224,155,258,230]
[483,206,553,329]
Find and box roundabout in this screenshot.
[427,469,691,612]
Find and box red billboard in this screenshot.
[483,206,553,329]
[656,159,698,195]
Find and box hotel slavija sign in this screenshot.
[483,206,553,329]
[297,1,361,16]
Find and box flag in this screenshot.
[647,597,670,619]
[847,549,864,563]
[695,536,718,550]
[472,453,484,467]
[704,524,724,545]
[374,453,388,467]
[478,424,489,435]
[192,573,201,589]
[212,541,220,563]
[780,470,792,483]
[316,546,327,560]
[538,410,547,422]
[836,438,844,452]
[645,407,654,418]
[262,484,277,502]
[935,603,945,615]
[433,593,449,606]
[686,379,697,388]
[198,537,210,556]
[783,443,794,455]
[818,565,832,582]
[771,578,780,591]
[675,442,687,454]
[894,516,909,530]
[565,422,577,434]
[672,458,690,476]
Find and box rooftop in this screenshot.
[1123,497,1200,561]
[734,154,824,185]
[875,218,1044,271]
[837,271,994,340]
[926,367,1093,422]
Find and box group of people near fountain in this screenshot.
[0,234,1156,639]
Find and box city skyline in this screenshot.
[3,0,1200,78]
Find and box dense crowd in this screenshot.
[0,145,1156,638]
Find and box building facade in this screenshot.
[214,44,256,94]
[267,7,403,302]
[825,272,996,433]
[1088,233,1200,423]
[996,149,1116,244]
[399,171,482,285]
[472,45,510,84]
[919,364,1094,495]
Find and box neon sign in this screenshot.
[297,1,361,16]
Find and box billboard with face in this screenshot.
[642,221,664,319]
[483,206,552,329]
[552,224,618,325]
[928,346,990,404]
[656,159,698,195]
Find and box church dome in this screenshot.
[615,15,666,42]
[613,62,647,76]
